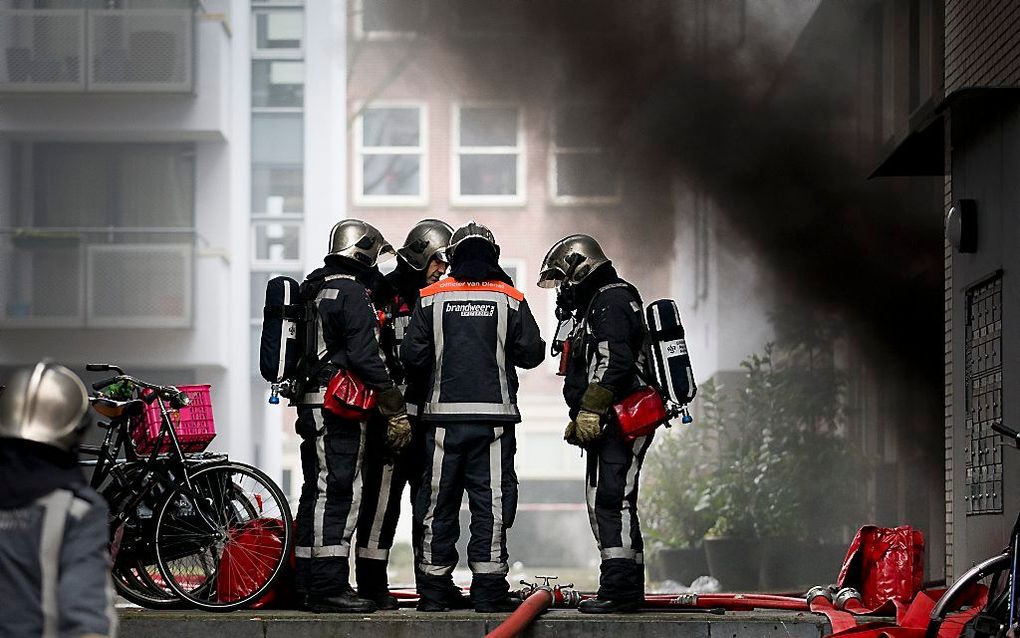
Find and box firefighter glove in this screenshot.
[386,413,413,450]
[564,420,580,446]
[579,383,615,416]
[574,410,602,445]
[377,386,406,416]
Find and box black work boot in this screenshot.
[356,557,398,610]
[301,586,378,613]
[474,595,522,613]
[445,585,473,610]
[577,597,642,614]
[416,596,450,612]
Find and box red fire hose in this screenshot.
[484,588,554,638]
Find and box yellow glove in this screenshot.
[564,420,580,446]
[386,413,412,450]
[573,410,603,445]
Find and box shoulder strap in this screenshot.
[578,282,658,388]
[297,273,361,390]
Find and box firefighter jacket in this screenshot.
[400,278,546,423]
[380,265,424,415]
[298,264,394,405]
[563,269,645,418]
[0,485,117,638]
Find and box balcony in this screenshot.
[0,227,195,328]
[0,3,194,93]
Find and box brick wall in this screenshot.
[944,0,1020,92]
[943,116,953,579]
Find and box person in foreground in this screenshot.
[538,234,653,614]
[0,361,118,637]
[401,222,546,612]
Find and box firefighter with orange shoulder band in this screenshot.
[401,222,546,612]
[538,234,652,614]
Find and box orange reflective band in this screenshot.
[420,278,525,302]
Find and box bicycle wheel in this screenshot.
[113,558,186,609]
[926,552,1010,638]
[153,462,293,612]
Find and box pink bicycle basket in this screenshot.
[132,384,217,454]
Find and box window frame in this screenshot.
[352,0,419,41]
[252,7,305,60]
[548,105,623,206]
[251,59,306,110]
[352,101,429,207]
[451,103,526,207]
[251,219,304,270]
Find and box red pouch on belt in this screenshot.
[323,368,377,420]
[612,386,668,442]
[837,525,925,610]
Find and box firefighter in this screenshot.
[354,219,459,609]
[0,362,118,638]
[293,219,411,614]
[401,222,546,612]
[537,234,651,614]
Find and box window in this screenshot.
[252,221,302,268]
[453,105,524,205]
[252,113,304,214]
[354,0,422,39]
[354,104,427,205]
[550,106,621,204]
[499,258,526,289]
[252,60,304,108]
[253,9,304,55]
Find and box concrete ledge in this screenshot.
[118,609,831,638]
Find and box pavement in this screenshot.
[117,607,833,637]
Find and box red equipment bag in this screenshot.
[837,525,925,610]
[613,386,668,442]
[216,518,288,605]
[323,368,377,420]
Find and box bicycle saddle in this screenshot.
[90,396,146,419]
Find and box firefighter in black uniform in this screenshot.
[538,234,652,614]
[401,222,546,612]
[354,219,456,609]
[294,219,411,614]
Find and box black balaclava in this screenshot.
[449,238,513,285]
[391,256,429,304]
[0,439,85,509]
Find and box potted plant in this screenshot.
[643,386,716,585]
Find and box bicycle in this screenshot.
[926,421,1020,638]
[79,363,293,612]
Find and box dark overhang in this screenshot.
[870,87,1020,178]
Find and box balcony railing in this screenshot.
[0,227,195,328]
[0,6,194,93]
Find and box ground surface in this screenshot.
[118,608,832,637]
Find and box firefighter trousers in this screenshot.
[415,423,518,604]
[294,406,367,596]
[586,424,654,601]
[354,417,426,597]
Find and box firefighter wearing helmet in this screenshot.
[292,219,410,613]
[0,362,117,637]
[353,219,465,609]
[538,234,652,613]
[400,222,546,612]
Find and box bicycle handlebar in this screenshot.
[89,372,190,408]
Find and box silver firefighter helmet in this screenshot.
[0,361,89,452]
[328,219,395,267]
[397,219,454,270]
[448,221,499,259]
[537,234,611,289]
